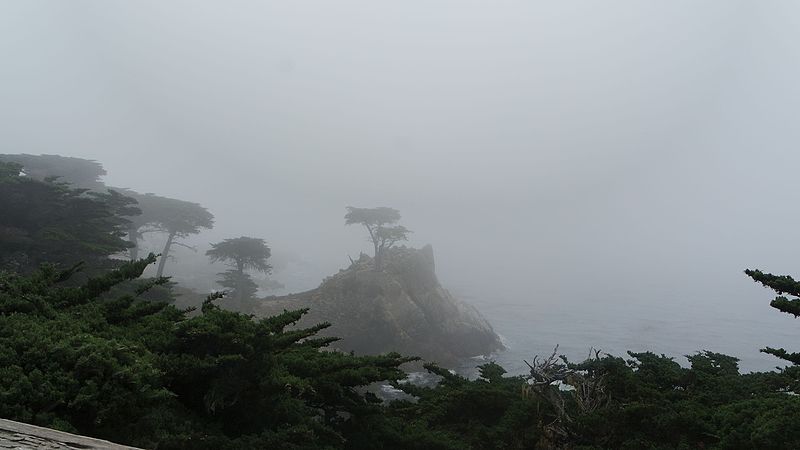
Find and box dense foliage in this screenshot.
[0,161,132,272]
[3,254,799,448]
[0,154,216,277]
[370,352,800,449]
[0,256,415,449]
[0,153,107,190]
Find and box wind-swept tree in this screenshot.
[0,154,215,276]
[745,269,800,365]
[206,236,272,311]
[0,155,213,269]
[345,206,410,270]
[121,193,214,277]
[117,192,169,262]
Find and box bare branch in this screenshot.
[522,345,609,446]
[172,241,198,252]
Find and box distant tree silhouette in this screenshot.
[120,193,214,276]
[345,206,410,270]
[207,236,272,311]
[0,153,106,190]
[0,160,132,272]
[0,155,215,273]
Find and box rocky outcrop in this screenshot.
[254,245,503,366]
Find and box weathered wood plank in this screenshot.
[0,419,141,449]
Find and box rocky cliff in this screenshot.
[254,245,503,366]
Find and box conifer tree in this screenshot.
[0,153,106,190]
[206,236,271,311]
[745,269,800,365]
[0,161,132,272]
[115,193,214,277]
[344,206,410,270]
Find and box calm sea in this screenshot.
[459,292,799,376]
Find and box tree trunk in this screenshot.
[156,231,175,277]
[373,241,382,271]
[366,225,382,271]
[128,226,139,261]
[235,261,244,304]
[230,260,246,311]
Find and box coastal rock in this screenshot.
[254,245,504,366]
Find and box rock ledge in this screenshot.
[255,245,504,366]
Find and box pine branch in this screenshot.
[55,253,158,306]
[172,241,198,252]
[761,347,800,365]
[770,296,800,318]
[745,269,800,297]
[134,276,172,296]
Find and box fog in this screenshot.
[3,1,800,369]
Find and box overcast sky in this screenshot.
[3,2,800,359]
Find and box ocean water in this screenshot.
[459,292,799,376]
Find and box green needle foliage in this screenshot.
[0,255,416,449]
[206,236,272,312]
[0,161,132,273]
[375,363,549,450]
[746,269,800,364]
[361,351,800,450]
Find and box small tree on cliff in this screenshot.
[745,268,800,365]
[207,236,272,311]
[345,206,410,270]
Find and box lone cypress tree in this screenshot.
[206,236,271,311]
[344,206,410,270]
[745,269,800,365]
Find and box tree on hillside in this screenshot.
[0,154,106,190]
[122,194,214,277]
[0,154,215,276]
[345,206,410,270]
[0,161,132,272]
[745,269,800,365]
[0,154,145,260]
[89,188,142,229]
[117,192,171,262]
[206,236,272,311]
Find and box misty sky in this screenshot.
[3,1,800,366]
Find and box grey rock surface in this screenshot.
[255,245,504,366]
